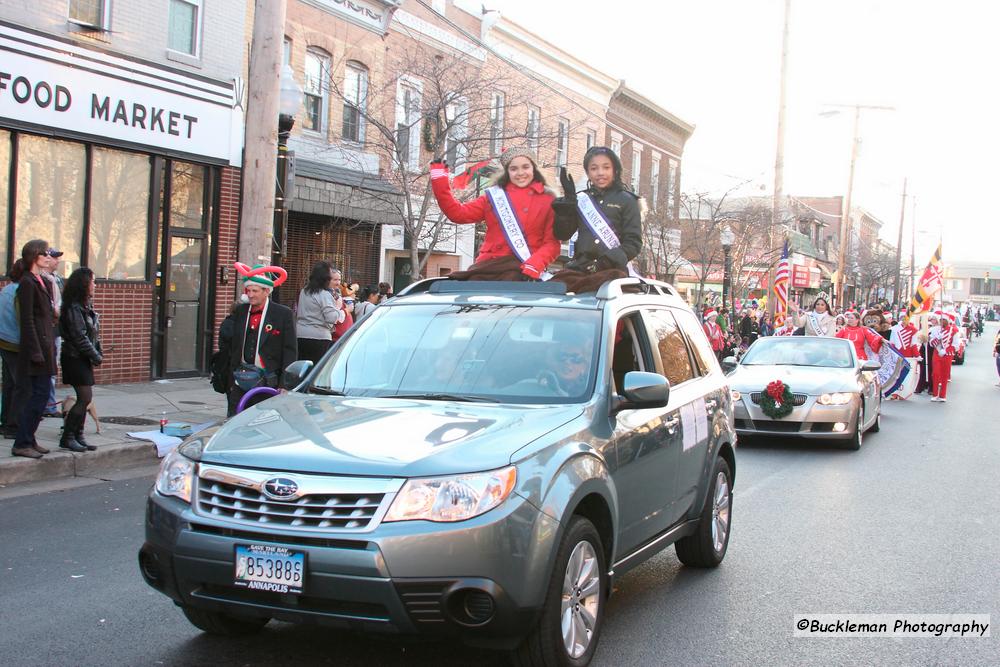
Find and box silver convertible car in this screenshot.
[723,336,881,449]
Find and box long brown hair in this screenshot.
[20,239,49,270]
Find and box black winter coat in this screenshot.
[553,183,642,270]
[60,302,103,365]
[229,301,297,386]
[16,274,57,376]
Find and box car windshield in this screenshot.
[740,337,854,368]
[307,303,602,404]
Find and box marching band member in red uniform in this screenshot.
[703,308,726,360]
[928,313,960,401]
[835,311,884,360]
[890,317,920,358]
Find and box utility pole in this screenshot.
[828,103,894,309]
[892,177,907,308]
[239,0,288,266]
[769,0,791,318]
[908,196,916,303]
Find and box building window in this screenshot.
[169,161,206,229]
[342,62,368,144]
[167,0,201,56]
[89,148,150,280]
[666,159,677,210]
[555,118,569,167]
[489,92,505,156]
[611,137,622,156]
[527,106,540,152]
[395,81,422,171]
[69,0,110,30]
[444,98,468,170]
[282,37,291,66]
[15,135,86,277]
[650,156,660,211]
[303,48,330,133]
[0,131,8,264]
[630,146,642,192]
[585,128,597,151]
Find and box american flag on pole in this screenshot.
[774,241,790,326]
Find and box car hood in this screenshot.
[730,364,859,394]
[198,393,584,477]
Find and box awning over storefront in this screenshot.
[290,159,402,225]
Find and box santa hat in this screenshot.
[703,308,718,321]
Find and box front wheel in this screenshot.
[181,605,269,636]
[843,407,863,450]
[510,517,607,667]
[867,400,881,433]
[675,456,733,568]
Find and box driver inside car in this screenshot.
[538,337,594,397]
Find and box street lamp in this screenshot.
[273,64,303,302]
[720,225,736,318]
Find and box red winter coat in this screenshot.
[431,168,560,274]
[835,325,883,360]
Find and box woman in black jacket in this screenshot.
[11,240,61,459]
[59,268,102,452]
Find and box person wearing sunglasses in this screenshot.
[539,341,594,398]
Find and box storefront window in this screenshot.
[90,148,151,280]
[15,135,85,277]
[0,130,9,268]
[170,161,205,229]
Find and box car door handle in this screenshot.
[665,415,680,434]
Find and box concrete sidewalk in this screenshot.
[0,377,226,487]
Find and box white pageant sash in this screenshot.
[576,192,622,249]
[485,186,552,280]
[807,311,829,336]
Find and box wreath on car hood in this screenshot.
[760,379,794,419]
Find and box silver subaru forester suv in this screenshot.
[140,278,736,666]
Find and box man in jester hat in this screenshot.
[226,263,297,416]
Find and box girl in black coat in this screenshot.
[59,268,102,452]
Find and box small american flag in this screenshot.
[774,241,790,325]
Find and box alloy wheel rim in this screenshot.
[711,471,731,553]
[560,540,600,659]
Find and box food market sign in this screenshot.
[0,24,243,165]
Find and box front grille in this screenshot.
[750,392,807,406]
[190,523,370,550]
[396,581,452,625]
[751,419,802,433]
[196,584,389,621]
[197,478,384,530]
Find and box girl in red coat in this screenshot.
[835,311,883,360]
[430,147,560,280]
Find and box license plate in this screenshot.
[234,544,306,594]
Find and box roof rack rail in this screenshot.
[428,280,568,295]
[394,277,451,297]
[595,277,682,300]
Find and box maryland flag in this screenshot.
[906,243,943,320]
[451,159,498,192]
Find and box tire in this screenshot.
[510,516,607,667]
[843,407,863,450]
[181,605,270,636]
[867,400,881,433]
[675,457,733,568]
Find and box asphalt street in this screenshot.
[2,325,997,666]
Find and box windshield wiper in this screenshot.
[306,386,346,396]
[390,393,499,403]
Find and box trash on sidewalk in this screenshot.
[127,421,216,458]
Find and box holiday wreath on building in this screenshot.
[760,379,794,419]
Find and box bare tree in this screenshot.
[317,44,567,284]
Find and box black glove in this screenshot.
[595,246,628,272]
[559,167,576,198]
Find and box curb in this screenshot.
[0,440,159,486]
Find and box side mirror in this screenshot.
[861,360,881,371]
[283,359,314,389]
[721,356,738,374]
[613,371,670,414]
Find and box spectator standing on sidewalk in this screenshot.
[11,240,61,459]
[295,261,341,364]
[353,286,380,321]
[993,329,1000,387]
[0,262,24,439]
[59,267,103,452]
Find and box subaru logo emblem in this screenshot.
[262,477,299,500]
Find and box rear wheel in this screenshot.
[675,457,733,568]
[510,516,607,667]
[181,605,269,636]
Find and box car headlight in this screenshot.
[154,448,196,503]
[818,392,853,405]
[731,390,742,401]
[384,466,517,523]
